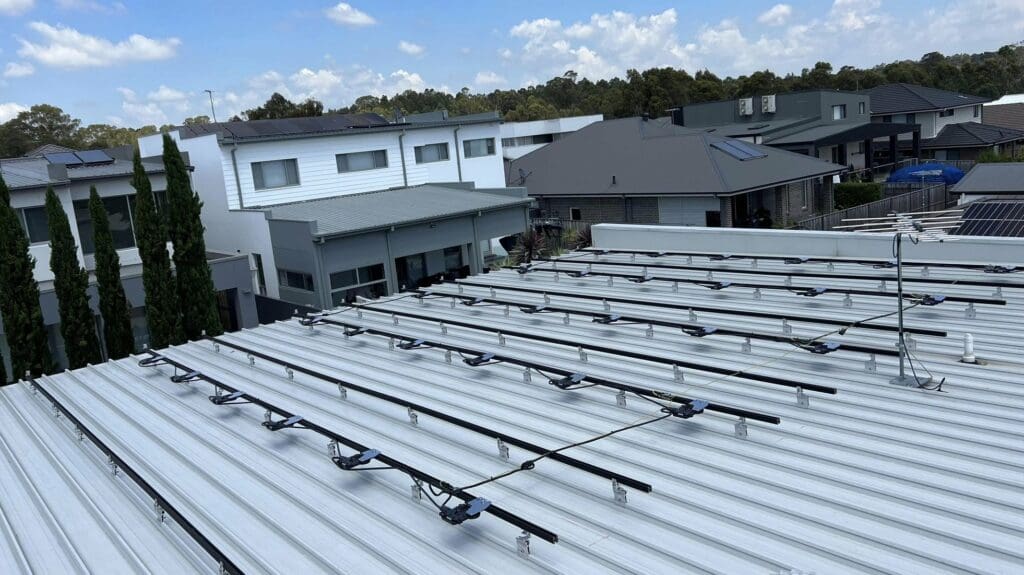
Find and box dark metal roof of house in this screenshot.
[510,117,846,198]
[23,143,76,157]
[950,162,1024,194]
[266,184,530,238]
[983,103,1024,132]
[766,121,918,147]
[923,122,1024,149]
[178,111,501,143]
[1,148,164,190]
[865,84,990,114]
[951,199,1024,237]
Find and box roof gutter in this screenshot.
[230,142,245,209]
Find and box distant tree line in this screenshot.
[2,45,1022,160]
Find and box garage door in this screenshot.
[658,197,720,225]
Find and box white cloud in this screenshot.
[324,3,375,27]
[0,102,28,122]
[116,86,136,101]
[147,85,187,102]
[120,100,167,126]
[289,67,342,98]
[498,47,512,59]
[758,4,792,26]
[474,70,507,87]
[398,40,424,56]
[17,22,180,68]
[828,0,881,31]
[0,0,33,16]
[3,61,34,77]
[55,0,126,14]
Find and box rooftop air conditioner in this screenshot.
[762,94,777,113]
[738,97,754,116]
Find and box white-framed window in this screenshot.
[414,143,449,164]
[336,150,388,173]
[832,105,847,120]
[329,263,386,306]
[569,207,582,221]
[939,109,954,118]
[974,105,981,118]
[252,159,299,190]
[463,137,495,158]
[277,269,314,291]
[858,101,866,115]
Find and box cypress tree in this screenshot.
[0,173,53,378]
[88,187,135,359]
[45,187,102,369]
[131,150,182,349]
[1,348,7,384]
[163,134,222,340]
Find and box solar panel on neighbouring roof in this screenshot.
[74,149,114,164]
[710,140,767,161]
[953,201,1024,237]
[43,152,83,166]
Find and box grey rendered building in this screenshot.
[0,146,257,377]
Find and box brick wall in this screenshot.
[629,197,660,223]
[539,197,627,223]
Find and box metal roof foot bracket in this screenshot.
[213,342,221,353]
[407,407,419,426]
[734,417,748,439]
[75,426,84,442]
[905,334,916,351]
[286,367,294,380]
[543,293,551,304]
[785,276,792,287]
[504,305,510,317]
[517,531,531,559]
[751,258,758,269]
[458,284,464,294]
[450,299,456,309]
[498,333,506,346]
[672,281,679,293]
[742,337,752,353]
[357,309,363,319]
[392,314,399,326]
[153,501,165,523]
[921,266,929,278]
[686,255,692,264]
[328,440,339,459]
[630,254,636,262]
[706,271,713,281]
[108,455,118,476]
[389,338,395,351]
[247,354,255,367]
[616,390,627,407]
[554,271,560,283]
[827,262,835,271]
[445,350,452,364]
[523,367,532,382]
[607,276,613,287]
[578,347,588,362]
[689,309,697,321]
[878,280,887,292]
[992,286,1003,298]
[497,438,510,461]
[674,365,683,382]
[612,479,628,506]
[645,324,654,339]
[753,288,761,300]
[411,478,423,501]
[603,299,611,311]
[782,319,792,335]
[441,323,448,335]
[864,354,877,372]
[965,303,976,319]
[796,387,809,408]
[338,384,347,400]
[843,293,853,308]
[563,313,570,325]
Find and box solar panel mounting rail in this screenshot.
[206,336,654,493]
[451,278,947,337]
[26,376,244,575]
[419,289,900,358]
[537,256,1023,289]
[515,265,1005,306]
[144,350,560,544]
[309,311,791,417]
[580,247,1018,273]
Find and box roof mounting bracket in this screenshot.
[918,294,946,306]
[681,326,718,337]
[440,498,491,525]
[648,251,668,258]
[262,415,304,431]
[344,326,367,337]
[661,399,709,419]
[397,338,427,350]
[709,254,738,261]
[798,287,827,297]
[983,265,1018,274]
[516,264,532,275]
[299,317,324,327]
[805,341,841,355]
[568,270,591,278]
[415,290,433,299]
[593,314,622,324]
[873,259,897,269]
[707,281,732,291]
[628,273,654,284]
[462,297,485,306]
[463,352,497,367]
[209,391,247,405]
[520,304,548,314]
[138,354,168,368]
[784,257,809,265]
[170,370,203,384]
[333,448,382,470]
[548,372,586,389]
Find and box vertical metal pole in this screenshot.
[895,233,906,381]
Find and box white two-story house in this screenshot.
[138,111,522,306]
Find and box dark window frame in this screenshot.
[252,159,300,190]
[277,268,314,292]
[414,142,450,164]
[336,150,388,173]
[463,137,496,158]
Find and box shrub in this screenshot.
[834,182,882,210]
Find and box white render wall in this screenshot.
[500,115,602,160]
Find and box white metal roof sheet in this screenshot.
[1,249,1023,574]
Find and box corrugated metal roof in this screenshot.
[511,117,846,197]
[951,162,1024,194]
[266,184,531,237]
[2,240,1023,574]
[866,84,991,115]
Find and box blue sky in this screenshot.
[1,0,1023,126]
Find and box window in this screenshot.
[905,113,916,125]
[974,105,981,118]
[18,206,50,244]
[858,102,866,115]
[277,269,314,291]
[501,138,515,147]
[414,143,449,164]
[443,246,463,273]
[336,150,388,173]
[946,149,961,161]
[939,109,954,118]
[252,159,299,190]
[569,207,582,221]
[73,195,137,254]
[463,137,495,158]
[831,105,847,120]
[882,115,892,123]
[857,142,866,155]
[252,253,267,295]
[329,263,386,306]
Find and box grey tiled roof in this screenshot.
[866,84,990,114]
[923,122,1024,149]
[266,184,530,237]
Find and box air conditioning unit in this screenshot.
[761,94,777,113]
[738,97,754,116]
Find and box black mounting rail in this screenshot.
[418,289,900,358]
[356,303,835,395]
[144,351,559,544]
[517,265,1005,306]
[453,278,947,337]
[207,336,653,493]
[579,247,1018,273]
[26,377,244,574]
[312,314,786,422]
[537,256,1022,290]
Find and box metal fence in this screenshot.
[792,183,952,232]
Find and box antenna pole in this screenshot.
[204,89,218,123]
